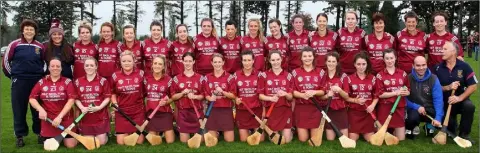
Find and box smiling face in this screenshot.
[152,57,165,74]
[121,54,134,71]
[413,56,427,77]
[79,28,91,42]
[182,55,195,71]
[301,51,314,67]
[269,53,282,69]
[151,25,162,40]
[123,27,135,42]
[248,21,259,37]
[354,58,367,74]
[84,59,97,75]
[49,59,62,77]
[326,55,338,72]
[211,56,225,71]
[51,32,63,45]
[374,20,385,33]
[345,12,357,29]
[201,20,213,36]
[317,16,328,31]
[241,54,254,70]
[293,17,304,31]
[383,52,396,67]
[101,26,113,41]
[23,26,36,41]
[269,22,281,37]
[405,17,417,32]
[226,24,236,38]
[176,25,188,41]
[433,15,447,32]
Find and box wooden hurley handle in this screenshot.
[311,98,343,137]
[442,90,456,126]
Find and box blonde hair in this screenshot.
[248,18,264,41]
[78,19,93,34]
[83,56,98,67]
[211,53,225,62]
[120,50,136,67]
[345,10,358,20]
[201,18,218,38]
[152,55,167,75]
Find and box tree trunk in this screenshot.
[335,5,340,30]
[359,8,362,28]
[91,1,94,25]
[162,0,166,37]
[134,1,138,32]
[342,4,346,28]
[276,1,280,19]
[180,0,184,24]
[458,1,463,39]
[209,1,213,19]
[243,1,246,35]
[220,0,223,36]
[263,6,268,36]
[196,0,198,34]
[449,5,455,34]
[295,1,299,14]
[287,1,291,32]
[113,1,116,28]
[80,1,84,20]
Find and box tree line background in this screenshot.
[0,1,478,47]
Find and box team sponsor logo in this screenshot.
[75,48,80,53]
[223,44,228,49]
[327,41,332,46]
[355,37,359,41]
[430,40,435,45]
[99,48,103,53]
[290,40,295,44]
[80,87,84,92]
[282,80,286,85]
[253,80,257,86]
[341,36,345,41]
[43,86,49,92]
[384,44,390,49]
[237,81,243,87]
[59,86,64,91]
[198,42,203,46]
[147,47,151,52]
[313,41,318,46]
[298,76,303,82]
[134,78,139,83]
[160,86,165,92]
[347,36,353,42]
[418,40,423,45]
[369,44,375,49]
[320,40,325,46]
[245,43,250,48]
[209,83,213,88]
[194,82,198,88]
[368,85,372,90]
[384,80,390,85]
[267,80,273,85]
[174,48,179,52]
[268,44,273,48]
[392,80,396,85]
[352,84,358,90]
[119,80,124,85]
[179,83,184,88]
[457,70,463,78]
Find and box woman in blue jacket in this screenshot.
[2,19,46,147]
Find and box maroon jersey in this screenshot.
[426,32,463,68]
[337,27,366,74]
[291,67,325,104]
[111,69,145,114]
[170,72,204,110]
[258,70,293,108]
[73,41,98,79]
[342,73,380,111]
[203,72,234,108]
[98,40,121,78]
[29,76,77,136]
[309,30,338,69]
[169,41,194,77]
[231,70,263,110]
[321,71,349,110]
[119,41,144,70]
[141,38,172,75]
[375,68,409,108]
[241,36,266,71]
[74,75,111,126]
[144,74,172,113]
[286,30,310,71]
[219,36,242,73]
[396,29,427,73]
[265,35,289,70]
[365,32,396,73]
[193,34,220,75]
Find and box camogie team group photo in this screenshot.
[0,1,479,152]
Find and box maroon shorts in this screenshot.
[235,107,263,129]
[146,111,174,132]
[41,116,75,137]
[176,108,204,134]
[205,107,235,131]
[347,109,375,134]
[293,104,321,129]
[78,119,111,135]
[325,108,348,130]
[267,106,293,131]
[115,111,145,133]
[376,103,405,128]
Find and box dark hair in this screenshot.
[225,20,237,28]
[48,57,62,67]
[353,51,372,76]
[325,51,342,77]
[290,14,305,24]
[266,50,282,70]
[150,20,163,30]
[432,11,448,22]
[44,37,74,64]
[316,13,328,22]
[301,46,316,67]
[240,50,254,69]
[382,48,398,67]
[182,51,195,61]
[19,19,38,40]
[175,24,194,45]
[268,19,284,36]
[372,12,385,25]
[122,24,136,43]
[404,11,418,22]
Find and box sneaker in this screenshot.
[16,137,25,148]
[413,126,420,135]
[37,135,45,144]
[424,124,435,137]
[405,130,415,140]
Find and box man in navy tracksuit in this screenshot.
[2,19,46,147]
[405,56,444,140]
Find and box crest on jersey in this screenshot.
[298,76,303,82]
[384,80,390,85]
[194,82,198,88]
[179,83,185,88]
[147,84,151,90]
[341,36,345,41]
[355,37,359,41]
[237,81,243,87]
[282,80,287,85]
[75,48,80,53]
[268,44,273,48]
[59,86,64,91]
[368,85,372,90]
[429,40,435,45]
[352,84,358,90]
[327,41,332,46]
[160,86,165,91]
[90,50,94,54]
[313,41,318,46]
[99,48,103,53]
[35,47,40,54]
[134,78,139,83]
[290,40,295,44]
[223,44,228,49]
[209,83,213,88]
[174,48,179,52]
[245,43,251,48]
[147,47,151,52]
[384,44,390,49]
[369,44,375,49]
[418,41,423,45]
[303,39,308,43]
[457,70,463,78]
[423,85,430,93]
[402,39,407,43]
[198,42,203,46]
[267,80,273,85]
[43,86,49,92]
[119,80,124,85]
[80,87,84,92]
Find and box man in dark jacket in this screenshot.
[405,56,444,139]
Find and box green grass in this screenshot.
[1,58,478,153]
